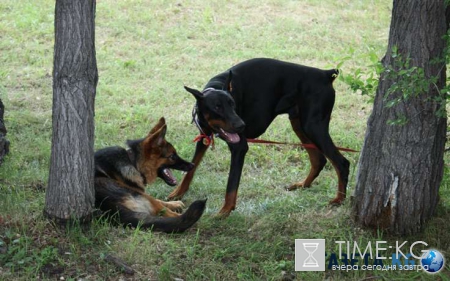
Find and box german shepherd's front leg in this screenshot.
[157,199,185,212]
[168,141,208,200]
[140,194,182,218]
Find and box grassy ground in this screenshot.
[0,0,449,280]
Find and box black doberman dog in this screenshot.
[168,58,350,217]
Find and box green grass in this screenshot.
[1,0,449,280]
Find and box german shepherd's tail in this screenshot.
[123,199,207,233]
[95,177,206,233]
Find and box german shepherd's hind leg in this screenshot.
[287,117,327,191]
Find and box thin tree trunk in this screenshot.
[0,99,10,165]
[44,0,98,223]
[352,0,447,235]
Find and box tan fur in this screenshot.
[127,118,189,217]
[136,123,180,186]
[133,191,181,217]
[119,165,146,189]
[124,118,188,217]
[122,195,154,215]
[95,117,205,232]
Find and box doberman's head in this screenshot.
[127,117,194,186]
[184,77,245,144]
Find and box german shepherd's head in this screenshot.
[127,117,194,186]
[184,72,245,144]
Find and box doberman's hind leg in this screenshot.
[302,120,350,205]
[287,117,327,191]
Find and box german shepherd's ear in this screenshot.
[148,117,166,136]
[184,86,203,100]
[326,69,339,83]
[223,70,233,92]
[144,124,167,149]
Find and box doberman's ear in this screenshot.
[148,117,166,136]
[223,70,233,92]
[326,69,339,83]
[184,86,203,100]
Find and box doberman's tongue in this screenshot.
[162,168,177,186]
[219,128,240,144]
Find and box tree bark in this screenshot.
[44,0,98,223]
[352,0,447,235]
[0,99,10,165]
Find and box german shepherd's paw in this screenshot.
[164,200,185,212]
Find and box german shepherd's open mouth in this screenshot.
[157,154,195,186]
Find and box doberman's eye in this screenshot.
[215,104,223,112]
[169,154,177,161]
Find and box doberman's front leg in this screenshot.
[168,141,208,200]
[218,138,249,217]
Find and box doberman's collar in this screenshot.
[191,88,216,149]
[192,104,215,149]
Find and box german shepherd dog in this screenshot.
[168,58,350,217]
[95,117,206,232]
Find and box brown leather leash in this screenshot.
[246,138,359,152]
[192,134,359,153]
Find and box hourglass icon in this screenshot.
[303,243,319,267]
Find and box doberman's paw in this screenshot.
[329,197,345,206]
[167,190,185,201]
[215,206,235,219]
[214,212,230,219]
[286,181,309,191]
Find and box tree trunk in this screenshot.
[44,0,98,224]
[0,99,10,165]
[352,1,447,235]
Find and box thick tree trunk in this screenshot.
[0,99,10,165]
[44,0,98,223]
[352,1,447,235]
